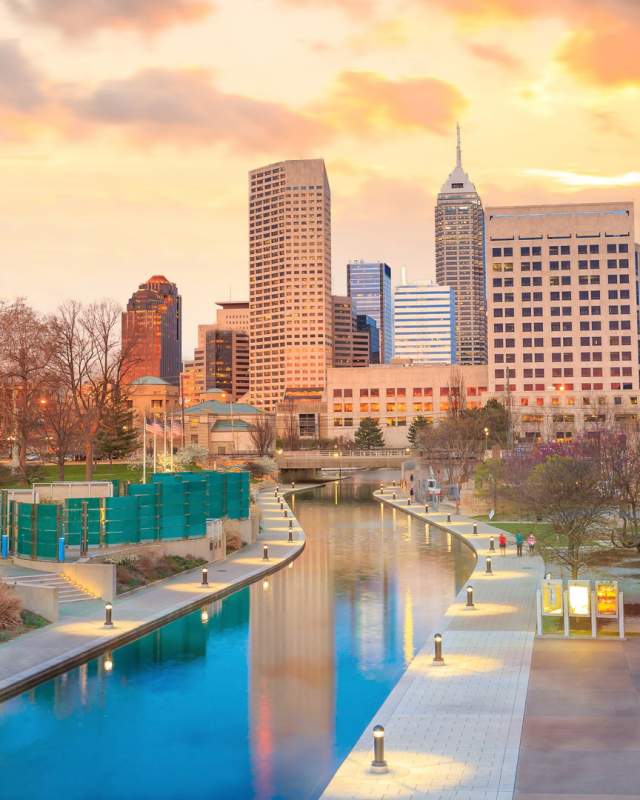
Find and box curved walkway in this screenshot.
[0,489,305,701]
[321,489,544,800]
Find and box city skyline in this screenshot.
[2,0,640,351]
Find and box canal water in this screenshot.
[0,472,475,800]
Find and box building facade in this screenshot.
[215,300,250,332]
[332,295,370,368]
[356,314,380,365]
[486,201,640,441]
[393,282,456,364]
[122,275,182,385]
[327,363,488,447]
[435,127,486,365]
[249,159,333,411]
[347,260,393,363]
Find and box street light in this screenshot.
[484,426,489,451]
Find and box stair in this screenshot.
[3,573,96,604]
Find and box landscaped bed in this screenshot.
[0,584,49,643]
[115,554,208,594]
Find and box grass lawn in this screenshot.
[5,463,142,488]
[473,517,555,539]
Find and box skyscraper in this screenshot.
[331,295,370,368]
[435,126,486,365]
[393,282,456,364]
[249,159,332,411]
[485,201,639,441]
[121,275,182,385]
[347,261,393,363]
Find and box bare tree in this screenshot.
[417,415,485,510]
[447,366,466,418]
[249,413,275,456]
[0,300,55,478]
[524,454,610,579]
[52,300,133,480]
[39,379,81,480]
[280,396,300,451]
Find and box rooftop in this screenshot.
[131,376,172,386]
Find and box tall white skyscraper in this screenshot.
[435,125,486,364]
[393,282,456,364]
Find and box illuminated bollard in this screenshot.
[288,527,293,542]
[104,602,113,628]
[447,513,451,523]
[392,492,397,500]
[425,504,429,514]
[473,523,478,535]
[284,509,288,519]
[392,480,396,487]
[291,481,295,490]
[380,483,384,494]
[371,725,388,772]
[433,633,445,665]
[486,556,493,574]
[201,567,208,586]
[263,545,269,561]
[466,585,475,608]
[407,498,411,506]
[489,536,495,551]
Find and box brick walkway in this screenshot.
[516,637,640,800]
[321,492,544,800]
[0,489,305,701]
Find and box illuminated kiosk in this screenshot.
[536,577,624,639]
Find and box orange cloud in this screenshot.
[0,39,46,111]
[559,21,640,87]
[319,71,466,135]
[466,42,522,70]
[5,0,213,36]
[280,0,375,17]
[71,68,327,152]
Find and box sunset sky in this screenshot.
[1,0,639,352]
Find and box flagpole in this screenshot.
[163,410,167,470]
[142,415,147,484]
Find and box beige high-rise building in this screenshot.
[215,300,249,332]
[435,126,486,365]
[332,295,370,368]
[486,201,640,441]
[249,159,332,410]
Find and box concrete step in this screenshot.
[2,573,96,602]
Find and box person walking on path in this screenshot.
[499,532,507,555]
[527,533,536,555]
[515,532,524,557]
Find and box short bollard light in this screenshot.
[380,483,384,494]
[447,513,451,523]
[291,481,295,489]
[104,652,113,672]
[371,725,388,772]
[433,633,445,665]
[201,567,209,586]
[466,585,475,608]
[489,536,495,551]
[288,527,293,542]
[407,498,411,506]
[392,480,396,487]
[486,556,493,574]
[104,602,113,628]
[425,504,429,514]
[284,509,288,519]
[392,492,397,500]
[263,545,269,561]
[274,489,278,497]
[473,523,478,535]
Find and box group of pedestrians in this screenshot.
[498,531,536,556]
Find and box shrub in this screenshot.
[0,584,22,630]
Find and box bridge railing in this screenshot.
[275,448,411,459]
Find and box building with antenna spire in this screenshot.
[435,125,487,364]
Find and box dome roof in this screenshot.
[131,375,172,386]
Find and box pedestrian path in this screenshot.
[0,489,305,701]
[321,490,544,800]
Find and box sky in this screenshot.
[1,0,639,354]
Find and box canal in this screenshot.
[0,472,475,800]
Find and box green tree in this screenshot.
[354,417,385,450]
[474,457,507,515]
[407,415,430,450]
[95,400,139,463]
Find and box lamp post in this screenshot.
[371,725,388,772]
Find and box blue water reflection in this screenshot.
[0,473,474,799]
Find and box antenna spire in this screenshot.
[456,122,462,168]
